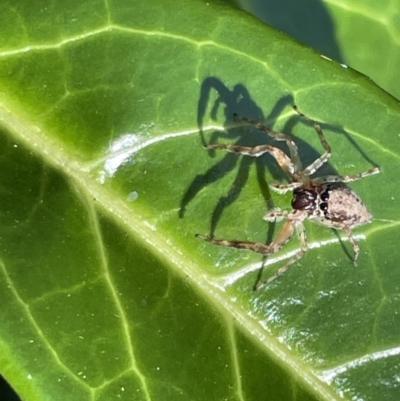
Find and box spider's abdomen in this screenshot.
[322,184,372,226]
[292,184,372,227]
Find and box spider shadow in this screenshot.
[179,78,299,288]
[179,77,333,240]
[180,78,290,245]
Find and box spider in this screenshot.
[196,106,380,290]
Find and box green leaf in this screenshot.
[1,1,400,400]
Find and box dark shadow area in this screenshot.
[180,77,342,230]
[332,229,354,262]
[237,0,344,63]
[0,376,21,401]
[180,77,298,241]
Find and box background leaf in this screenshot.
[235,0,400,100]
[1,1,400,400]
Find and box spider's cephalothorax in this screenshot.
[291,187,318,212]
[196,106,380,290]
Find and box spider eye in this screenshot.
[321,191,330,201]
[320,202,328,211]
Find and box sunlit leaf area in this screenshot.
[1,1,400,400]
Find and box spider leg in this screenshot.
[343,225,359,265]
[196,219,295,256]
[206,143,296,178]
[196,218,308,288]
[312,166,380,184]
[313,217,360,265]
[254,220,308,290]
[263,208,289,222]
[269,181,303,194]
[234,113,301,171]
[293,106,332,176]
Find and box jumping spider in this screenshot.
[196,106,379,290]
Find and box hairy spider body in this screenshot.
[196,106,380,289]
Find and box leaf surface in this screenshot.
[1,1,400,401]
